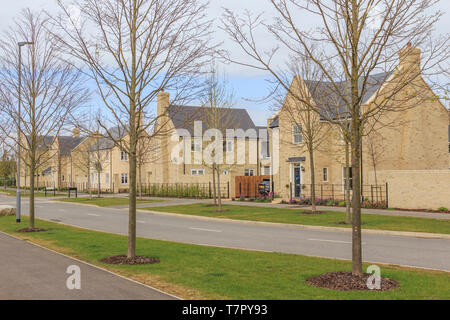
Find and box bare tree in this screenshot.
[50,0,214,259]
[200,67,237,212]
[223,0,449,274]
[0,9,88,230]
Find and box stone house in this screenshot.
[267,45,450,209]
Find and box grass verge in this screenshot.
[0,216,448,299]
[54,197,163,207]
[0,189,65,197]
[144,203,450,235]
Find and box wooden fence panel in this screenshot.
[235,175,270,198]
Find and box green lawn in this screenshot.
[0,216,448,299]
[55,197,163,207]
[0,189,65,197]
[144,203,450,235]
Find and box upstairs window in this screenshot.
[293,125,302,144]
[191,139,202,153]
[225,140,234,153]
[121,151,128,161]
[342,167,353,190]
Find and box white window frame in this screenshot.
[226,140,234,153]
[191,138,202,153]
[342,167,353,191]
[121,173,128,185]
[293,125,302,144]
[121,151,128,161]
[263,166,271,175]
[190,169,205,176]
[323,167,328,182]
[105,173,110,185]
[244,169,255,176]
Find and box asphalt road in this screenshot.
[0,232,176,300]
[1,196,449,272]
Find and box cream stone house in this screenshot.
[149,91,271,197]
[19,131,84,189]
[267,45,450,209]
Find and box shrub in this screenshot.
[249,197,255,202]
[0,208,16,217]
[338,201,346,207]
[438,207,448,212]
[231,197,235,201]
[239,196,245,201]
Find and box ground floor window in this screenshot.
[105,173,110,185]
[263,166,270,175]
[191,169,205,175]
[323,167,328,182]
[222,170,229,175]
[244,169,255,176]
[342,167,353,190]
[121,173,128,185]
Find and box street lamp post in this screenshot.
[16,41,34,223]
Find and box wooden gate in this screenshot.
[235,175,270,198]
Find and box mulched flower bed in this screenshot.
[16,228,48,233]
[306,271,399,291]
[392,207,450,214]
[100,255,160,265]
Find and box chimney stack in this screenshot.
[72,127,80,138]
[157,90,170,117]
[398,42,421,73]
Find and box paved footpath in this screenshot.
[0,232,177,300]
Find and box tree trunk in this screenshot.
[351,133,362,275]
[309,147,316,212]
[217,167,222,212]
[212,164,217,205]
[29,161,36,229]
[345,141,351,224]
[97,171,101,198]
[138,162,142,201]
[128,150,137,259]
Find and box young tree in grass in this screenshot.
[223,0,449,275]
[51,0,214,259]
[0,9,88,230]
[200,67,238,212]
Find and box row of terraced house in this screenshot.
[19,45,450,210]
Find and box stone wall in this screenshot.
[369,170,450,210]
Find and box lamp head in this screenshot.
[18,41,34,47]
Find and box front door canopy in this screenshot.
[287,157,306,163]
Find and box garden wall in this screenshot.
[369,170,450,210]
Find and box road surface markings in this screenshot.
[189,227,222,233]
[137,220,147,224]
[308,238,351,244]
[87,213,100,217]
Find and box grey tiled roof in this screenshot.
[25,136,55,152]
[168,105,256,136]
[269,117,279,128]
[58,136,84,155]
[305,72,391,120]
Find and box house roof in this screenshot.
[58,136,84,155]
[25,136,55,152]
[89,137,115,151]
[303,72,392,120]
[269,117,279,128]
[168,105,256,136]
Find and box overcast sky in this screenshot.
[1,0,449,125]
